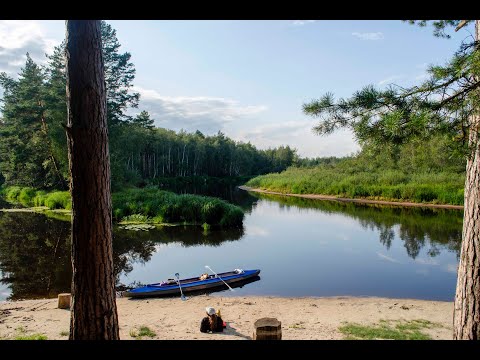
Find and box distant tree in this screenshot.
[303,20,479,340]
[0,54,63,188]
[101,21,139,128]
[44,42,70,188]
[132,110,155,129]
[65,20,119,340]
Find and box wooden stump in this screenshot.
[58,293,71,309]
[253,317,282,340]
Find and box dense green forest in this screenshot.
[0,21,296,192]
[247,135,466,205]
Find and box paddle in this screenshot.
[175,272,187,301]
[205,265,235,292]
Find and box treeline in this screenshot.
[0,21,296,192]
[247,135,466,205]
[111,124,296,188]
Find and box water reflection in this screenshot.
[250,192,463,260]
[0,211,244,300]
[0,212,71,300]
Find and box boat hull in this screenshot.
[123,269,261,298]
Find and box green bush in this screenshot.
[18,187,36,206]
[2,187,71,210]
[112,188,244,228]
[44,191,71,210]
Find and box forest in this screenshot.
[0,21,296,193]
[0,21,468,211]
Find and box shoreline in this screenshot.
[0,295,453,340]
[239,186,464,210]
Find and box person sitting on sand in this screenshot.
[200,307,224,333]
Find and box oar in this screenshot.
[205,265,234,292]
[175,272,187,301]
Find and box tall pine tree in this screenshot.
[0,54,62,188]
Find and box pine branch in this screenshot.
[455,20,469,32]
[436,81,480,108]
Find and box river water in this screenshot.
[0,187,462,301]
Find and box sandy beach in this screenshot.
[0,296,453,340]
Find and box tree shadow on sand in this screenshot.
[217,323,251,340]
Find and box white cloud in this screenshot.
[132,86,268,134]
[235,121,359,158]
[377,252,401,263]
[292,20,316,26]
[239,120,312,140]
[352,32,384,41]
[0,21,60,75]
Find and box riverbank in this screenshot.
[239,186,464,210]
[0,296,453,340]
[0,186,245,228]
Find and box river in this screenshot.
[0,186,462,301]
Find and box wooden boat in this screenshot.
[123,269,261,298]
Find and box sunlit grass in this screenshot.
[15,334,48,340]
[246,164,464,205]
[129,326,156,339]
[12,326,48,340]
[338,319,441,340]
[1,186,245,228]
[2,186,71,209]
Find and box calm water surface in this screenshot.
[0,188,462,301]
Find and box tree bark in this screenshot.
[453,20,480,340]
[65,20,119,340]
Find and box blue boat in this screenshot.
[123,269,261,298]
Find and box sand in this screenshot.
[0,296,453,340]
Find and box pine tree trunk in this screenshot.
[65,20,119,340]
[453,20,480,340]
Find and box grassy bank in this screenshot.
[112,188,244,228]
[0,186,71,209]
[246,166,465,206]
[1,186,245,228]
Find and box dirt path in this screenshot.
[238,186,464,210]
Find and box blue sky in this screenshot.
[0,20,474,157]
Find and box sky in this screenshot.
[0,20,475,158]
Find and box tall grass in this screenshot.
[1,186,244,228]
[0,186,244,228]
[112,188,244,228]
[1,186,72,210]
[246,165,465,205]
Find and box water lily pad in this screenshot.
[120,224,156,231]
